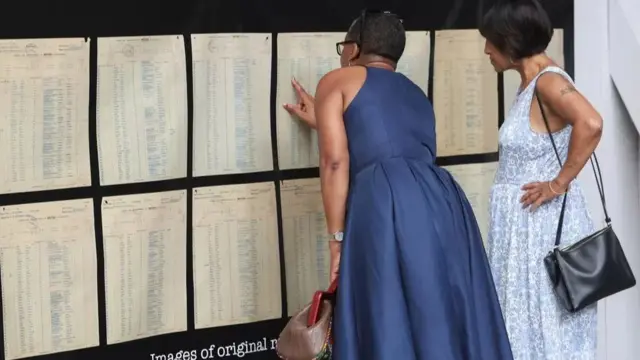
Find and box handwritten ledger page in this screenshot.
[0,199,99,360]
[396,31,431,95]
[444,162,498,244]
[97,36,188,185]
[503,29,564,115]
[192,182,281,329]
[101,190,187,344]
[280,178,329,315]
[434,30,499,156]
[0,38,91,195]
[192,34,273,176]
[276,33,343,170]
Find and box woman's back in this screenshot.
[342,66,437,175]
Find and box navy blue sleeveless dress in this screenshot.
[332,67,513,360]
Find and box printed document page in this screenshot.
[276,33,343,170]
[192,182,281,329]
[433,30,499,156]
[396,31,431,95]
[0,38,91,194]
[101,190,187,344]
[0,199,99,360]
[503,29,564,115]
[191,33,273,177]
[280,178,330,315]
[97,35,188,185]
[444,162,498,244]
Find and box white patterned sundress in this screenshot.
[487,66,597,360]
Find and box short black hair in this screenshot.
[479,0,553,60]
[346,11,406,63]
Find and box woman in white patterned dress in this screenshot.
[479,0,604,359]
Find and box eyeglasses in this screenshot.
[335,9,402,57]
[336,40,356,55]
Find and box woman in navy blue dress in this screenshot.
[284,10,514,360]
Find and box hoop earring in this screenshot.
[348,60,352,67]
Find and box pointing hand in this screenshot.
[283,78,316,129]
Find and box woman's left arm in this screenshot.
[537,74,603,189]
[315,71,350,282]
[521,74,603,210]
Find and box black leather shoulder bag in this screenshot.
[536,92,636,313]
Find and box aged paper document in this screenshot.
[502,29,564,115]
[444,162,498,244]
[97,35,188,185]
[101,190,187,344]
[0,38,91,195]
[192,182,281,329]
[434,30,499,156]
[0,199,99,360]
[396,31,431,95]
[192,33,274,177]
[276,33,343,170]
[280,178,329,315]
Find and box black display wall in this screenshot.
[0,0,573,359]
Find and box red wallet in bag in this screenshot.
[308,280,338,326]
[276,279,338,360]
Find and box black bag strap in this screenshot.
[535,91,610,248]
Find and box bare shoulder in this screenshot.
[316,67,365,99]
[316,68,344,90]
[536,71,578,102]
[534,69,600,125]
[318,67,364,86]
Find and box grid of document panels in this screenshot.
[0,30,564,360]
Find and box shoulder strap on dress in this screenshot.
[535,66,574,85]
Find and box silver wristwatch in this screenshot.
[330,231,344,242]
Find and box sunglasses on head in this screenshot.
[335,9,403,58]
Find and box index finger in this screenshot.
[292,78,311,100]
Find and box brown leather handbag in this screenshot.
[276,280,337,360]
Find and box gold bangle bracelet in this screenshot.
[548,181,566,195]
